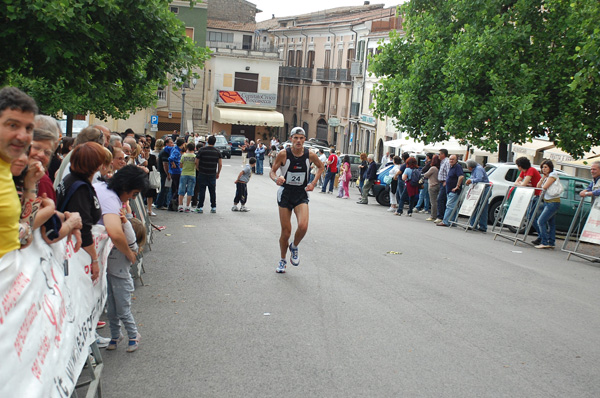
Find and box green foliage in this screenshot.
[371,0,600,158]
[0,0,210,120]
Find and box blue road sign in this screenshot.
[150,115,158,125]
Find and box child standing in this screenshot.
[106,215,146,352]
[178,142,197,212]
[232,157,255,212]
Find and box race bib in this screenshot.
[286,172,305,186]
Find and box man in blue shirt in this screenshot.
[580,161,600,199]
[466,159,490,232]
[438,155,464,226]
[167,138,185,209]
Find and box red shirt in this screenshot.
[519,167,542,196]
[327,154,338,173]
[38,172,57,202]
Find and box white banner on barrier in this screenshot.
[0,226,111,398]
[504,188,534,227]
[580,199,600,245]
[459,183,484,217]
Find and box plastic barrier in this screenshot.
[0,226,111,398]
[562,196,600,263]
[493,185,543,246]
[451,182,493,232]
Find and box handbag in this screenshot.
[546,177,563,197]
[149,166,161,189]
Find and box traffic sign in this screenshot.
[150,115,158,125]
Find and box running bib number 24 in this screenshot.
[286,172,305,186]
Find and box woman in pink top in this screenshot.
[339,155,352,199]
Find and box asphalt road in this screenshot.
[99,156,600,398]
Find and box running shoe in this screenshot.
[210,207,216,213]
[178,206,184,212]
[289,243,299,266]
[232,205,239,211]
[195,207,203,214]
[106,334,124,351]
[240,206,250,212]
[276,259,287,273]
[95,334,111,348]
[126,333,141,353]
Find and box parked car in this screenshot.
[229,135,246,155]
[486,162,592,232]
[308,137,329,147]
[340,154,362,181]
[214,135,231,159]
[372,160,470,207]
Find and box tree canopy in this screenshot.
[370,0,600,158]
[0,0,210,120]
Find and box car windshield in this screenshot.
[215,136,227,144]
[231,137,245,144]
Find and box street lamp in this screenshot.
[179,68,197,136]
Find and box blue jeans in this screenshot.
[321,170,336,193]
[442,191,460,225]
[395,179,406,207]
[416,181,430,211]
[178,175,196,196]
[155,172,170,207]
[197,173,217,208]
[256,158,264,174]
[537,201,560,246]
[527,196,541,234]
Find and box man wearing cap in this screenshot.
[270,127,324,273]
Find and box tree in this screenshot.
[0,0,210,122]
[370,0,600,158]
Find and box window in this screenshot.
[324,50,331,69]
[185,27,194,40]
[337,49,343,68]
[307,51,315,69]
[311,37,314,42]
[346,48,355,69]
[208,32,233,43]
[327,36,331,42]
[170,6,179,13]
[234,72,259,93]
[295,50,302,67]
[287,50,295,66]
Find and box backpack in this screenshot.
[409,168,422,187]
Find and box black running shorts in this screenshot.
[277,187,309,210]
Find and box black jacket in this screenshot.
[366,161,378,181]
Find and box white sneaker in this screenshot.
[276,259,286,273]
[289,243,299,266]
[95,333,111,348]
[231,205,239,211]
[387,207,395,212]
[178,206,184,212]
[240,206,250,212]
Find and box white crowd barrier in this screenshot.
[0,226,111,398]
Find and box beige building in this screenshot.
[264,4,401,153]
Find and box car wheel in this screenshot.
[376,189,390,207]
[227,154,231,159]
[489,199,503,225]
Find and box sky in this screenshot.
[253,0,400,22]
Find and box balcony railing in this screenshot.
[280,66,313,80]
[157,90,167,101]
[350,61,363,77]
[316,68,351,83]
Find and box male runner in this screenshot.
[270,127,324,273]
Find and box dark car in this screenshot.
[214,135,231,159]
[229,135,246,156]
[308,138,329,147]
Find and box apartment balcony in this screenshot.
[350,102,360,117]
[318,103,326,114]
[316,68,338,82]
[337,69,351,83]
[316,68,351,83]
[350,61,363,77]
[280,66,313,80]
[157,89,167,106]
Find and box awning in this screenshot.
[383,138,425,152]
[543,146,600,162]
[422,138,469,155]
[212,107,284,127]
[512,140,554,157]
